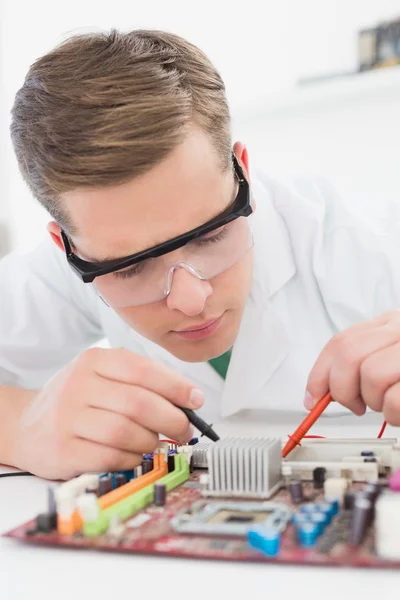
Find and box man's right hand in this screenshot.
[10,348,204,480]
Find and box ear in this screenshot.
[233,142,250,182]
[47,221,65,252]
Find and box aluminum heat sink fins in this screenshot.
[205,438,282,499]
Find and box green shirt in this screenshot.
[208,349,232,380]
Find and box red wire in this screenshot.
[159,439,179,445]
[377,421,387,438]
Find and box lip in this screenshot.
[174,314,224,340]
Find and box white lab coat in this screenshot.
[1,170,399,428]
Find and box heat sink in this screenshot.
[205,438,282,499]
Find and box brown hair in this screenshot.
[10,29,232,233]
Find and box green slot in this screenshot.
[83,454,189,537]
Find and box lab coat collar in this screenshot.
[220,175,296,416]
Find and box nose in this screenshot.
[166,267,213,315]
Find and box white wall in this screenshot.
[1,0,399,252]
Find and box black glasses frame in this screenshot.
[61,154,252,284]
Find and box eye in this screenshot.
[113,261,146,280]
[193,226,229,246]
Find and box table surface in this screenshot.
[2,410,400,600]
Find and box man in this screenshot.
[1,29,400,480]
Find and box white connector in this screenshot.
[375,491,400,560]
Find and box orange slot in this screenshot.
[99,452,168,510]
[57,453,168,535]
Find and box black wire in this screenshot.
[0,471,34,478]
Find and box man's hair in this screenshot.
[10,29,232,233]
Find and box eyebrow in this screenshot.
[76,176,238,265]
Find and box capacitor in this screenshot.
[344,491,356,511]
[300,503,320,514]
[289,480,304,503]
[154,483,167,506]
[48,486,57,515]
[328,499,340,516]
[362,482,381,502]
[168,453,176,473]
[317,502,334,525]
[313,467,326,489]
[36,512,57,533]
[348,495,372,546]
[292,513,311,526]
[308,512,327,535]
[297,522,319,548]
[98,476,112,496]
[247,526,281,557]
[142,459,153,474]
[115,474,126,488]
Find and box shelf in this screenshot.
[234,65,400,121]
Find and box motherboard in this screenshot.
[4,436,400,568]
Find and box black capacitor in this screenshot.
[312,467,326,489]
[98,476,112,496]
[142,459,153,474]
[115,474,127,488]
[348,496,372,546]
[154,483,167,506]
[289,480,304,503]
[47,486,57,515]
[343,490,356,511]
[167,453,176,473]
[36,512,57,533]
[363,482,381,501]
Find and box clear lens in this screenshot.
[94,216,253,308]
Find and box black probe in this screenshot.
[179,407,220,442]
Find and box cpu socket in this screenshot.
[170,501,292,537]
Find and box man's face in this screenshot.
[56,128,254,362]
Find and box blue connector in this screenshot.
[247,526,281,557]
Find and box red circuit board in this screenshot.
[4,472,399,569]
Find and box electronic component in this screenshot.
[288,480,304,503]
[99,476,112,496]
[171,501,292,536]
[5,436,400,570]
[206,438,282,499]
[191,441,211,469]
[375,491,400,560]
[247,526,281,557]
[297,522,319,548]
[313,467,326,489]
[323,477,349,505]
[348,495,372,546]
[154,483,166,506]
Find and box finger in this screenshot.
[361,341,400,412]
[73,406,160,454]
[306,321,378,407]
[88,380,195,443]
[81,347,204,409]
[66,438,143,478]
[383,381,400,426]
[328,327,400,415]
